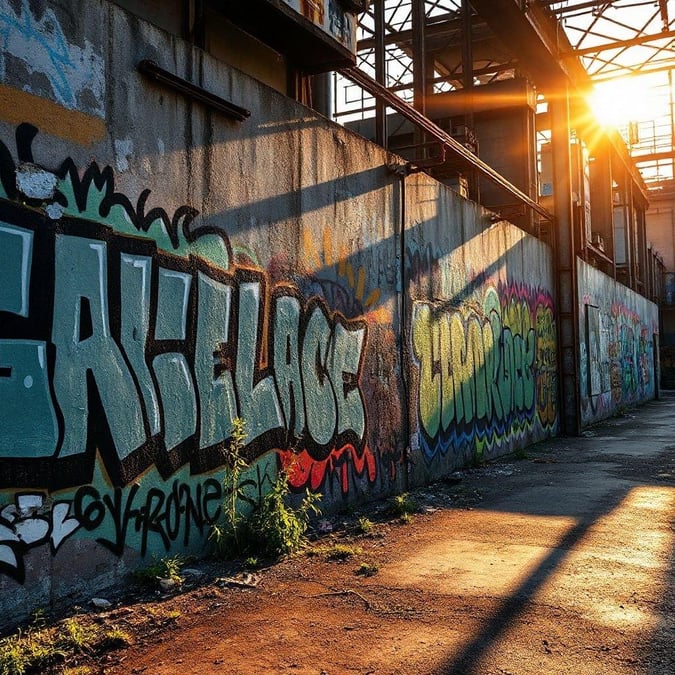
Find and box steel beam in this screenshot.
[550,86,581,436]
[469,0,648,200]
[411,0,426,115]
[567,29,675,57]
[339,65,555,222]
[374,0,387,147]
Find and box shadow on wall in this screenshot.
[0,110,559,618]
[0,120,560,487]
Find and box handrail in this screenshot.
[340,65,555,222]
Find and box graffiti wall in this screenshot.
[0,0,403,623]
[405,177,558,482]
[578,259,659,426]
[0,0,654,624]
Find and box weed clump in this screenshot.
[210,418,322,560]
[355,516,374,534]
[245,475,321,557]
[0,614,130,675]
[388,493,418,517]
[132,554,186,590]
[355,562,379,577]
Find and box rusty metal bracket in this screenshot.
[138,59,250,122]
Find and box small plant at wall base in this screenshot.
[210,417,250,557]
[355,516,374,534]
[388,493,418,518]
[210,419,322,559]
[132,554,186,590]
[245,471,322,558]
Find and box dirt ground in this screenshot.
[32,399,675,674]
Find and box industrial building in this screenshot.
[0,0,672,622]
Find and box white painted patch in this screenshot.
[45,202,64,220]
[0,0,105,116]
[50,502,80,550]
[0,504,17,520]
[115,138,134,172]
[0,523,18,542]
[15,163,58,200]
[0,545,17,568]
[0,223,32,316]
[157,138,165,155]
[14,517,49,544]
[16,493,43,514]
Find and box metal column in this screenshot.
[374,0,387,147]
[550,85,581,436]
[411,0,426,161]
[461,0,478,201]
[411,0,426,115]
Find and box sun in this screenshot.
[588,77,655,128]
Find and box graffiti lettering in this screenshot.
[0,479,222,582]
[0,493,79,582]
[412,283,557,459]
[582,294,656,423]
[74,478,222,557]
[0,203,368,489]
[0,122,374,510]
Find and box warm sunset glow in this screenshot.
[588,77,655,127]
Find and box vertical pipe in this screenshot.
[461,0,477,201]
[636,203,648,292]
[411,0,426,161]
[669,69,674,184]
[461,0,473,102]
[396,171,411,491]
[411,0,426,116]
[624,173,635,289]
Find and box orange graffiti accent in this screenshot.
[278,444,377,494]
[0,84,105,146]
[303,225,384,317]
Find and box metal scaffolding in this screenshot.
[334,0,675,186]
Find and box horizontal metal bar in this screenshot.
[632,150,675,163]
[138,59,250,122]
[339,65,555,222]
[591,62,675,83]
[566,29,675,57]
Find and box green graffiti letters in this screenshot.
[0,201,368,490]
[412,284,556,458]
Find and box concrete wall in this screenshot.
[0,0,404,620]
[403,176,558,482]
[578,259,659,426]
[0,0,593,623]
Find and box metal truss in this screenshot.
[334,0,674,185]
[543,0,674,182]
